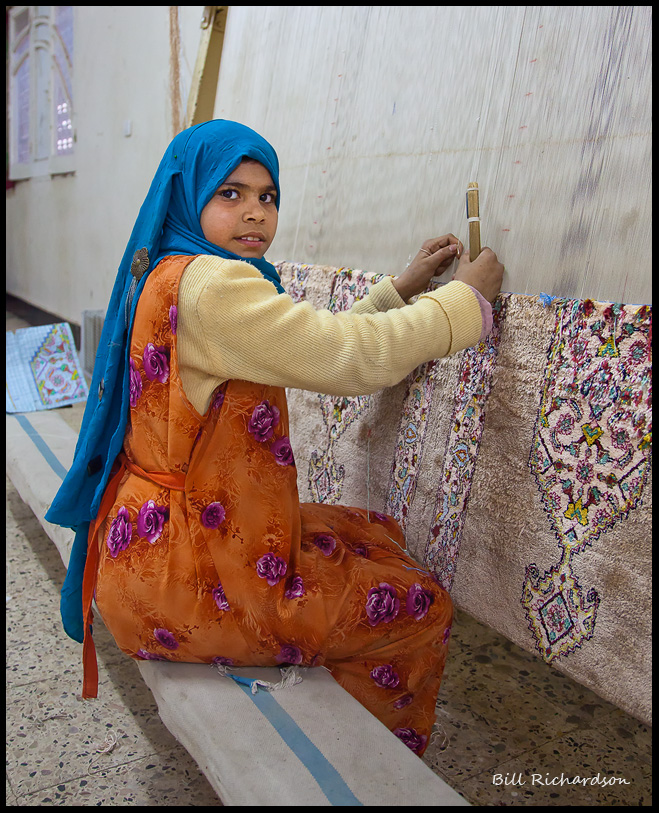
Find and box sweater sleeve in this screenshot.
[177,255,482,400]
[351,275,492,343]
[348,276,408,314]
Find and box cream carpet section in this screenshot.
[275,262,652,726]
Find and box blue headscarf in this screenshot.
[45,120,284,642]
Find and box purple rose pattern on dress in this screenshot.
[169,304,177,335]
[153,628,179,650]
[312,533,337,556]
[371,511,390,523]
[271,436,295,466]
[212,581,230,611]
[136,499,168,544]
[277,644,303,665]
[107,506,133,558]
[393,727,427,754]
[406,583,435,620]
[285,575,305,599]
[143,343,170,383]
[211,388,225,410]
[136,649,168,661]
[201,501,226,529]
[129,357,142,408]
[442,625,452,645]
[365,583,400,626]
[212,656,235,667]
[370,664,400,688]
[256,552,288,586]
[393,694,414,709]
[248,400,280,442]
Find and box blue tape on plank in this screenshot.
[236,681,363,806]
[12,413,69,481]
[229,674,259,689]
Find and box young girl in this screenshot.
[46,119,503,757]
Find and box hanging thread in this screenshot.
[95,730,118,754]
[366,428,371,521]
[213,663,304,694]
[429,720,450,751]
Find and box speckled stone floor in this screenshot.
[425,609,652,805]
[6,305,652,806]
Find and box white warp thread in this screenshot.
[213,663,305,694]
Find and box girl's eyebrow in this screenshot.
[219,181,277,194]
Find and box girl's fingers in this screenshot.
[420,235,463,258]
[417,243,459,269]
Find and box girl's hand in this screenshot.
[392,235,463,301]
[452,247,504,304]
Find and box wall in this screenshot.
[215,6,652,304]
[6,6,205,323]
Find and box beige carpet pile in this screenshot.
[275,261,652,726]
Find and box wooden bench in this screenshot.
[6,410,470,806]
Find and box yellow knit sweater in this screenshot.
[177,255,483,416]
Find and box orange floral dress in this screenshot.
[90,255,453,756]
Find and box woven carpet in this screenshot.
[275,261,652,726]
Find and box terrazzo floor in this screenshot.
[6,304,652,806]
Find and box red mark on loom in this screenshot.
[502,228,511,232]
[508,195,515,198]
[519,125,528,129]
[529,58,538,63]
[514,160,522,164]
[525,92,533,96]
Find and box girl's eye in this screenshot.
[217,189,276,203]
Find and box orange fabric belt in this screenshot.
[122,454,187,492]
[81,453,186,698]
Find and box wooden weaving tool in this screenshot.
[466,182,481,259]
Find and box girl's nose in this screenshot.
[244,200,266,220]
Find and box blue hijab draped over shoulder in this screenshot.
[45,119,284,643]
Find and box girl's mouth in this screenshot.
[235,235,265,248]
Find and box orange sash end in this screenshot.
[80,460,126,698]
[79,453,186,698]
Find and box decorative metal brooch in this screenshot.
[130,247,150,280]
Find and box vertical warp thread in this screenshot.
[366,428,371,519]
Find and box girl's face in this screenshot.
[200,160,278,258]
